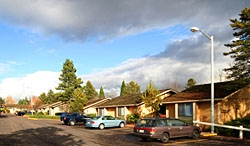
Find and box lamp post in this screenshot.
[190,27,214,133]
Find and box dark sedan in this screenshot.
[133,118,201,143]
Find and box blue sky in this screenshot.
[0,0,249,102]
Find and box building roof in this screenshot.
[83,98,111,109]
[162,81,247,104]
[97,89,177,108]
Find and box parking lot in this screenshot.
[0,113,250,146]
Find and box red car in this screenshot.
[133,118,201,143]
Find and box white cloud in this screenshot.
[0,63,12,75]
[0,71,60,101]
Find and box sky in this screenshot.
[0,0,249,102]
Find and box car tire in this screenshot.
[191,130,200,139]
[69,120,76,126]
[161,133,169,143]
[119,122,125,128]
[99,124,105,130]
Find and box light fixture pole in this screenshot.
[190,27,214,133]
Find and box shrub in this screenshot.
[87,113,96,117]
[36,112,44,115]
[126,113,140,124]
[216,116,250,139]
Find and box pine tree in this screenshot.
[126,81,141,95]
[56,59,83,101]
[0,97,4,104]
[69,88,88,112]
[142,80,160,117]
[47,89,56,104]
[39,92,47,104]
[83,80,98,100]
[18,97,30,105]
[120,80,127,96]
[99,86,105,99]
[223,7,250,84]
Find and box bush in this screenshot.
[216,116,250,139]
[126,113,139,124]
[87,113,96,117]
[36,112,45,115]
[30,115,60,119]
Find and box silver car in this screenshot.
[86,115,126,130]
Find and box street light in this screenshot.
[190,27,214,133]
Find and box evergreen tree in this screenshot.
[0,97,5,104]
[223,7,250,84]
[142,80,160,117]
[47,89,57,104]
[126,81,141,95]
[185,78,196,89]
[39,92,47,104]
[69,88,88,112]
[56,59,83,101]
[120,80,127,96]
[83,80,98,100]
[99,86,105,99]
[18,97,30,105]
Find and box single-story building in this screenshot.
[161,81,250,128]
[95,89,177,120]
[4,104,31,114]
[83,98,111,115]
[37,101,67,116]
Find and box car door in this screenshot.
[167,119,181,138]
[172,119,189,137]
[102,116,110,127]
[107,116,116,127]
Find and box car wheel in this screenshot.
[119,122,125,128]
[99,124,105,130]
[191,130,200,139]
[69,120,76,126]
[161,133,169,143]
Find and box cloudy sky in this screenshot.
[0,0,249,102]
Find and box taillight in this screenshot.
[91,121,95,124]
[149,128,156,135]
[64,117,66,120]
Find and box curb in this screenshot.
[28,118,38,120]
[201,133,250,143]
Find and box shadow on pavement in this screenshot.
[0,126,85,146]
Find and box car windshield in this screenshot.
[136,119,154,127]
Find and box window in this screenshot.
[178,103,193,116]
[118,107,125,116]
[99,108,104,116]
[171,119,186,126]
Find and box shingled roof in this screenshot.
[97,89,177,108]
[84,98,111,109]
[162,81,247,103]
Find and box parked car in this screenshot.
[133,118,201,143]
[15,111,26,116]
[63,113,91,126]
[60,112,69,123]
[85,115,126,130]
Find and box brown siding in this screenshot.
[166,104,175,118]
[220,86,250,123]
